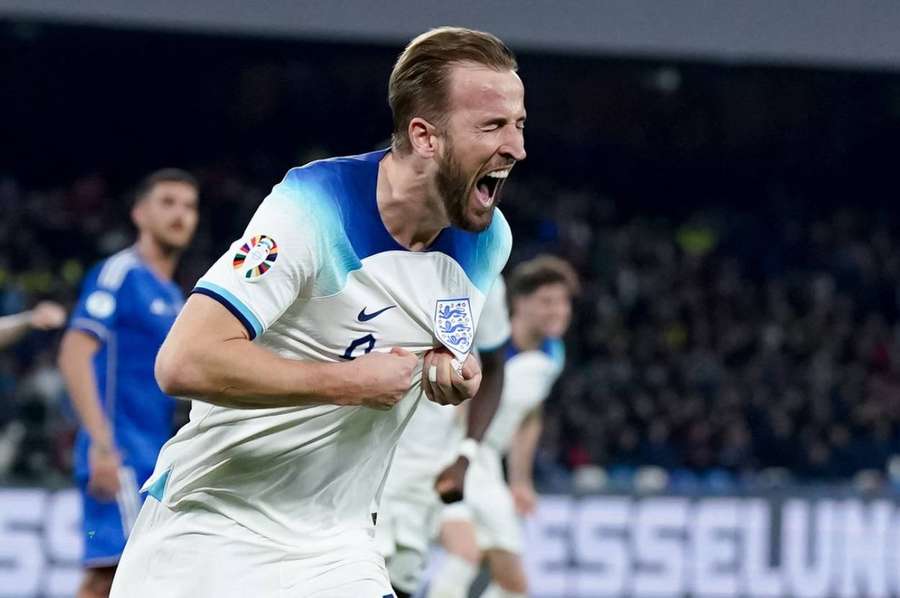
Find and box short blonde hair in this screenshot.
[388,27,517,154]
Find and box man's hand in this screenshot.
[434,456,469,504]
[422,348,481,406]
[510,482,538,515]
[340,347,418,410]
[29,301,66,330]
[87,444,122,501]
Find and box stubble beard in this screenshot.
[435,137,492,233]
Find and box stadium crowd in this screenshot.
[4,23,900,492]
[540,198,900,489]
[3,166,900,491]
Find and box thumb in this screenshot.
[460,358,478,380]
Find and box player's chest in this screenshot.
[292,252,484,360]
[127,278,184,338]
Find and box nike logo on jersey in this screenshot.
[358,305,396,321]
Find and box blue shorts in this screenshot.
[79,466,146,568]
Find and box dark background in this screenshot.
[4,19,900,491]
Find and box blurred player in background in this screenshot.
[428,255,578,598]
[0,301,66,349]
[377,277,510,597]
[57,169,199,598]
[110,26,524,597]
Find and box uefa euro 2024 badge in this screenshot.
[434,298,474,358]
[233,235,278,281]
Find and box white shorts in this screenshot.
[110,496,394,598]
[375,484,440,592]
[439,446,522,554]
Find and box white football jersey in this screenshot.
[141,150,511,549]
[474,276,511,353]
[482,338,564,454]
[385,277,511,493]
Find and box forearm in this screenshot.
[508,410,542,486]
[156,334,361,409]
[0,312,31,350]
[157,294,417,410]
[464,347,504,440]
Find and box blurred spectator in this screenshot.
[543,203,900,487]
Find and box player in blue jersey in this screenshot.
[57,169,199,598]
[110,27,525,598]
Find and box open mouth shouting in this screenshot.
[474,165,513,209]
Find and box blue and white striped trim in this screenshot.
[192,281,264,340]
[105,330,119,428]
[97,248,139,291]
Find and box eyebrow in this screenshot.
[480,114,527,126]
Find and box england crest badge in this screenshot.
[434,298,474,359]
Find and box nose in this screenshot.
[500,126,526,162]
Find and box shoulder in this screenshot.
[89,248,141,293]
[268,165,342,231]
[482,208,512,263]
[73,249,140,328]
[286,150,383,184]
[274,150,384,229]
[260,153,386,296]
[542,337,566,370]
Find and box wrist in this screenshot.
[90,436,115,454]
[333,361,369,405]
[307,361,353,404]
[457,437,479,463]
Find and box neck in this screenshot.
[377,151,449,251]
[510,317,544,351]
[135,235,180,281]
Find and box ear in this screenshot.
[408,117,437,158]
[131,200,144,229]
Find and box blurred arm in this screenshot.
[0,312,31,350]
[434,345,505,503]
[57,329,111,448]
[463,345,505,441]
[507,407,543,512]
[1,301,67,350]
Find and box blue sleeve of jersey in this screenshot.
[69,265,123,342]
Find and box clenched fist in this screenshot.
[340,347,418,410]
[422,347,481,406]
